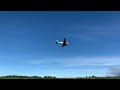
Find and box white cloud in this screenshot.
[25,60,48,64]
[59,57,120,67]
[24,55,120,77]
[65,24,120,42]
[36,68,107,78]
[0,66,24,69]
[25,56,120,67]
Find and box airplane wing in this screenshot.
[63,38,66,43]
[62,38,66,47]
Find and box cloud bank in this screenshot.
[25,56,120,67]
[108,67,120,76]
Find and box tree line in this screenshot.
[0,75,56,79]
[0,75,120,79]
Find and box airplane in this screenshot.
[56,38,69,47]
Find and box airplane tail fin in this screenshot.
[56,40,59,44]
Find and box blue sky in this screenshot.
[1,11,120,78]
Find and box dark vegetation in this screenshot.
[0,75,56,79]
[0,75,120,79]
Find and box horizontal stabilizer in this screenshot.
[56,40,59,44]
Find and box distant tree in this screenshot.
[44,76,47,78]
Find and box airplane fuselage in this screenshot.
[57,42,64,44]
[56,41,69,45]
